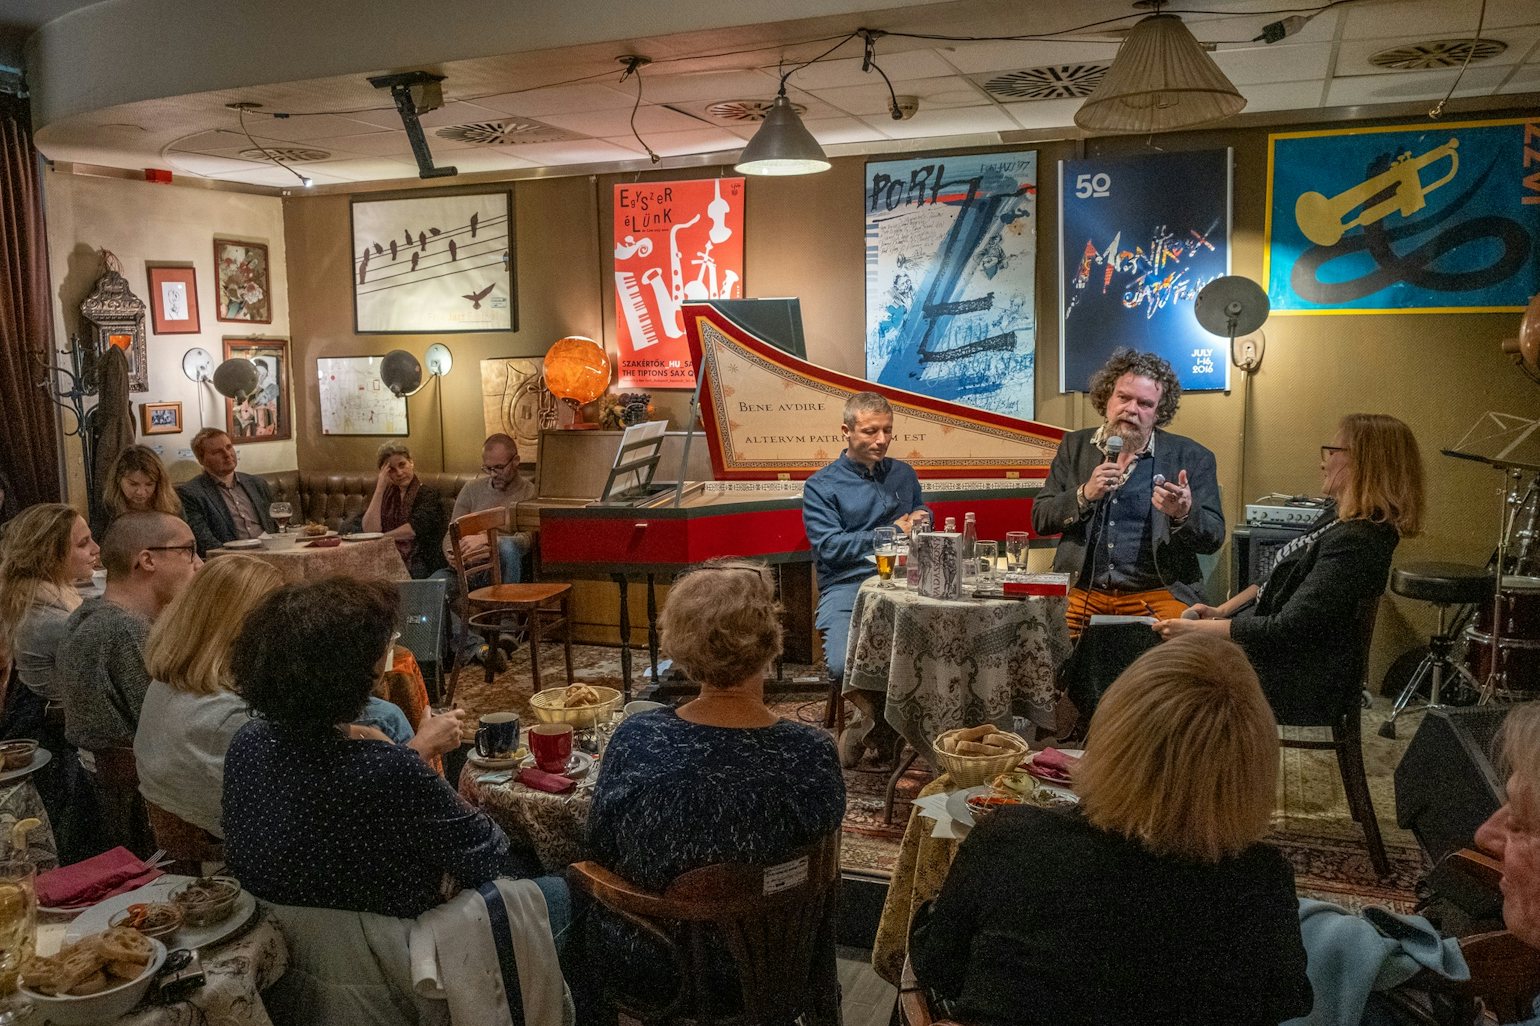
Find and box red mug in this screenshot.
[529,723,574,773]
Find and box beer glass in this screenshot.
[269,501,293,534]
[976,540,999,584]
[0,858,36,1021]
[874,527,898,585]
[1006,531,1031,571]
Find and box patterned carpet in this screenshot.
[449,640,1427,910]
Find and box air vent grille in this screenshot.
[238,146,331,163]
[1368,38,1507,70]
[975,64,1111,100]
[435,117,578,145]
[705,99,808,122]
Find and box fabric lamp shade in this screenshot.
[734,93,831,176]
[1074,14,1246,135]
[544,335,610,404]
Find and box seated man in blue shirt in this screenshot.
[803,392,926,767]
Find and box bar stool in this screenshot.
[1380,562,1493,739]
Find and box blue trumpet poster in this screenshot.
[864,152,1038,420]
[1058,149,1233,394]
[1265,117,1540,314]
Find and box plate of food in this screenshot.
[342,532,385,542]
[993,769,1079,808]
[0,745,51,784]
[223,538,262,550]
[66,875,256,951]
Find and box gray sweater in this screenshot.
[57,597,152,752]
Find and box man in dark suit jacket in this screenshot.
[178,428,276,556]
[1032,349,1224,636]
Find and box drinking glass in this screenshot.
[269,501,293,534]
[893,534,910,587]
[1006,531,1031,572]
[976,540,999,584]
[0,858,36,1022]
[873,527,898,585]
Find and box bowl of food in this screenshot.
[964,791,1023,825]
[529,684,622,728]
[170,875,243,927]
[932,725,1029,788]
[19,927,166,1025]
[108,901,183,941]
[299,522,328,538]
[0,739,38,771]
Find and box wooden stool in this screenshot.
[451,582,575,702]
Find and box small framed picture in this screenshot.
[145,265,201,334]
[224,337,291,443]
[213,238,272,324]
[140,401,183,435]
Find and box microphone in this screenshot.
[1101,435,1124,496]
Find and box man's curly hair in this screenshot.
[1087,348,1182,427]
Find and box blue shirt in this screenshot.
[355,696,414,745]
[1084,452,1161,592]
[802,453,926,591]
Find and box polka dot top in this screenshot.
[223,718,511,918]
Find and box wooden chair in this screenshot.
[567,831,843,1026]
[1277,594,1389,877]
[445,507,574,705]
[90,747,156,860]
[898,954,964,1026]
[144,799,224,876]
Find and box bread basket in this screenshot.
[529,685,622,728]
[931,727,1029,787]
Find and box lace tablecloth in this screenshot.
[207,536,408,584]
[458,767,595,872]
[844,579,1071,758]
[0,775,57,869]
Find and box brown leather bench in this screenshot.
[257,470,478,533]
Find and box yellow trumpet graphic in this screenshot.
[1295,139,1460,247]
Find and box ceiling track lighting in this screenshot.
[368,71,458,179]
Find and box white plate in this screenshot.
[64,875,258,951]
[943,785,993,838]
[466,748,528,770]
[520,751,595,779]
[223,539,262,550]
[342,532,385,542]
[0,747,52,783]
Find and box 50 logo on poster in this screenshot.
[1074,173,1112,199]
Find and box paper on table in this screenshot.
[1088,614,1158,626]
[914,791,964,840]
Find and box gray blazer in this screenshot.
[1031,427,1224,605]
[177,471,277,556]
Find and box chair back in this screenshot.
[569,830,842,1025]
[92,747,156,858]
[144,798,224,873]
[448,507,508,594]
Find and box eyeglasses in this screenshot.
[480,456,517,476]
[1320,445,1348,460]
[148,543,198,558]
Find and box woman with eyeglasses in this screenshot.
[359,440,446,579]
[1155,413,1425,723]
[585,557,847,1008]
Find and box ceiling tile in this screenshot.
[307,131,419,158]
[1340,0,1538,39]
[537,104,707,136]
[295,156,423,180]
[621,68,785,104]
[859,104,1016,140]
[603,126,745,158]
[163,152,273,177]
[341,100,514,132]
[811,75,991,117]
[782,48,958,89]
[1324,63,1512,105]
[1497,63,1540,92]
[205,165,349,187]
[487,138,645,164]
[1236,80,1328,113]
[231,112,390,143]
[936,39,1120,75]
[1337,26,1539,76]
[1211,43,1333,85]
[799,116,891,145]
[1000,97,1088,131]
[469,83,639,117]
[413,149,541,174]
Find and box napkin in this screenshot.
[36,847,164,909]
[516,767,575,794]
[304,537,343,548]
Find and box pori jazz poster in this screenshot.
[1265,117,1540,314]
[1059,149,1232,393]
[864,152,1038,421]
[614,178,744,388]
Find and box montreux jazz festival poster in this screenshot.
[1266,117,1540,314]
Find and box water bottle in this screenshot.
[943,517,957,533]
[961,512,978,582]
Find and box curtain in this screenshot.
[0,92,61,509]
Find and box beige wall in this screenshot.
[42,169,295,506]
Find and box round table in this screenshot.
[458,764,595,873]
[207,536,408,583]
[843,578,1071,759]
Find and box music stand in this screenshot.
[596,420,669,505]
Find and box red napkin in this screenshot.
[305,537,343,548]
[516,767,575,794]
[36,847,164,909]
[1025,747,1080,785]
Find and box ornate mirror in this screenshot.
[80,253,149,393]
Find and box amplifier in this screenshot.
[1245,496,1328,527]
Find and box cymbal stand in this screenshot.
[1479,468,1533,703]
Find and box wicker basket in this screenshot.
[529,685,623,728]
[931,728,1029,788]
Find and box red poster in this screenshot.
[614,177,744,389]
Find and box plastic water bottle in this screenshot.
[961,512,978,582]
[943,517,957,533]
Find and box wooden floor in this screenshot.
[838,946,898,1026]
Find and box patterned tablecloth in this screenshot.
[870,775,958,987]
[0,775,57,870]
[844,579,1072,758]
[458,767,595,873]
[207,536,408,584]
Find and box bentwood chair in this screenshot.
[567,831,843,1026]
[91,747,156,860]
[144,799,224,876]
[446,507,574,705]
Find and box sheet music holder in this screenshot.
[1443,412,1540,473]
[597,420,670,505]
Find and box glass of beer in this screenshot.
[0,858,36,1018]
[269,501,293,534]
[874,527,898,586]
[1006,531,1031,572]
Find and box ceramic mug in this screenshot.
[475,712,521,759]
[529,723,574,773]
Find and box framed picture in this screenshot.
[213,239,272,324]
[223,337,290,443]
[350,189,515,333]
[317,356,409,435]
[145,265,201,334]
[140,401,182,435]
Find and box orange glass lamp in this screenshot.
[544,335,611,429]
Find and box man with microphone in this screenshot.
[1032,348,1224,636]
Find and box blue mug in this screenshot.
[475,712,521,758]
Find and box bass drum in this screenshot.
[1464,576,1540,695]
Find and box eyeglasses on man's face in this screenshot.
[481,455,517,476]
[148,543,199,558]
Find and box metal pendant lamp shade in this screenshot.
[1074,14,1246,134]
[734,92,832,176]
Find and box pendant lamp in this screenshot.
[1074,14,1245,135]
[734,90,831,176]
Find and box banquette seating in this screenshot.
[256,470,479,534]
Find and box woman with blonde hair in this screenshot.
[1156,412,1425,723]
[911,634,1311,1025]
[95,445,182,539]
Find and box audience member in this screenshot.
[1156,413,1424,725]
[587,558,846,1005]
[358,440,447,579]
[911,634,1312,1026]
[222,576,532,919]
[1477,701,1540,950]
[441,433,534,584]
[93,444,182,540]
[177,428,276,556]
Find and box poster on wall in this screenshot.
[613,177,745,389]
[864,151,1038,421]
[1265,117,1540,314]
[317,356,408,435]
[224,338,290,443]
[1058,149,1232,394]
[351,190,515,333]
